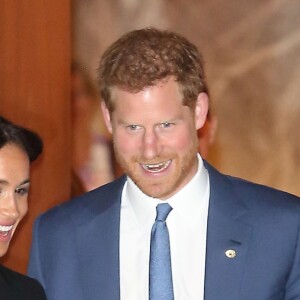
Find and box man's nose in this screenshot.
[141,130,162,160]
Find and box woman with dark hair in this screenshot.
[0,116,46,299]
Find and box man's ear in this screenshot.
[101,102,113,133]
[194,92,209,130]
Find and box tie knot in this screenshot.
[155,203,172,222]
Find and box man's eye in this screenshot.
[160,122,173,128]
[0,189,7,200]
[127,125,140,131]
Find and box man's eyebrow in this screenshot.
[118,120,140,126]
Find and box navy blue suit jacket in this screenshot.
[28,162,300,299]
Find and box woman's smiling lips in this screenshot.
[0,224,14,240]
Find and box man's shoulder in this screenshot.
[37,176,126,225]
[229,174,300,209]
[205,161,300,211]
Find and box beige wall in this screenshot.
[73,0,300,196]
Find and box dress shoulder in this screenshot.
[0,264,46,300]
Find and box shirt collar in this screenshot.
[168,155,209,226]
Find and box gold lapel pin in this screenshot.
[225,249,236,258]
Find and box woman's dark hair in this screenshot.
[0,116,43,162]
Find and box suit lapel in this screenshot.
[75,177,126,300]
[204,163,253,300]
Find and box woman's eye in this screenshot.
[15,187,29,195]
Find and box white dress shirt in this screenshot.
[120,155,210,300]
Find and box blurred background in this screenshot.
[0,0,299,274]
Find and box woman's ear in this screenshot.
[194,92,209,130]
[101,102,113,133]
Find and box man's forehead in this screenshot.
[110,80,184,104]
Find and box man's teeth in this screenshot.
[0,225,13,236]
[142,160,171,173]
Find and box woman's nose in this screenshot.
[0,192,20,219]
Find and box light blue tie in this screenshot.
[149,203,174,300]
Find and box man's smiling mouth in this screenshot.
[141,160,171,173]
